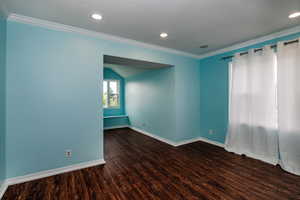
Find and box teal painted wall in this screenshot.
[0,13,6,184]
[6,20,200,178]
[199,32,300,144]
[103,68,125,117]
[175,61,201,142]
[6,21,103,178]
[126,68,176,141]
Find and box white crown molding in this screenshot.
[7,13,200,59]
[5,14,300,61]
[0,181,8,199]
[5,159,105,186]
[198,25,300,59]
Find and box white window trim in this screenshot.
[103,79,121,109]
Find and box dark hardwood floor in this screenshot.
[3,128,300,200]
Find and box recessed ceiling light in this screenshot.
[160,32,168,38]
[289,12,300,19]
[200,45,209,49]
[91,13,103,21]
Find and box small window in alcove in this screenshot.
[103,80,120,108]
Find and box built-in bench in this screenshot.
[103,115,130,130]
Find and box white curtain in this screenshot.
[277,40,300,175]
[226,46,279,165]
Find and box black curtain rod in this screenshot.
[221,39,299,60]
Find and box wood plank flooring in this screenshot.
[3,128,300,199]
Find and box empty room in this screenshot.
[1,0,300,199]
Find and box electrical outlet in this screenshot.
[65,150,72,158]
[209,129,214,135]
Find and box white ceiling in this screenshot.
[2,0,300,55]
[104,64,151,78]
[104,55,172,78]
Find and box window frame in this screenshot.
[103,79,121,109]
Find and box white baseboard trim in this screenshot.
[198,137,225,148]
[0,133,224,198]
[175,137,225,147]
[6,159,106,186]
[174,137,201,146]
[129,126,177,146]
[129,126,225,148]
[104,125,129,130]
[0,181,8,200]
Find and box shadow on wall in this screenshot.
[125,67,175,141]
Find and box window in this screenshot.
[103,80,120,108]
